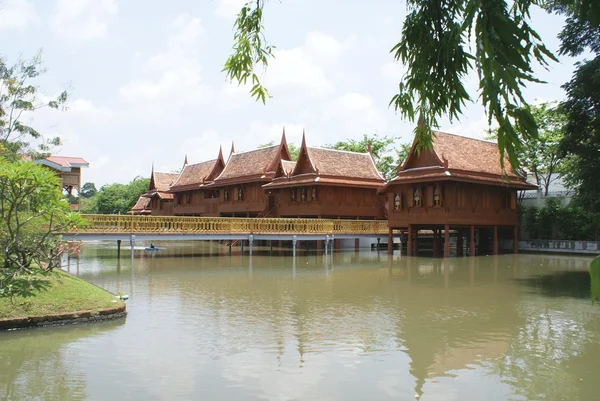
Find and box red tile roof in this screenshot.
[130,196,151,212]
[212,145,281,185]
[170,159,217,191]
[45,156,89,168]
[151,172,178,192]
[388,131,536,189]
[307,147,384,181]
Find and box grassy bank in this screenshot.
[0,270,123,319]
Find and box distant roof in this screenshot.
[170,159,217,191]
[388,131,536,189]
[212,145,281,185]
[264,145,385,189]
[35,156,89,172]
[146,171,178,200]
[130,196,151,213]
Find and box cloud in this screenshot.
[0,0,40,30]
[214,0,244,20]
[324,93,388,136]
[50,0,117,41]
[264,31,354,97]
[119,14,212,110]
[381,61,406,82]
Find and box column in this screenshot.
[355,238,360,251]
[457,232,463,256]
[388,228,393,255]
[444,224,450,258]
[513,225,519,254]
[469,225,475,256]
[117,239,122,258]
[433,230,440,257]
[493,225,499,255]
[414,229,419,255]
[316,240,322,251]
[407,225,413,256]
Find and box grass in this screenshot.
[0,270,124,319]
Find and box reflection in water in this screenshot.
[1,242,599,401]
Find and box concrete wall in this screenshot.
[519,239,599,255]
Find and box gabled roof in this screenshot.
[146,168,178,200]
[263,133,385,189]
[211,130,291,187]
[387,131,536,189]
[129,196,151,214]
[35,156,89,172]
[170,159,217,192]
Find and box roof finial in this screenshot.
[301,129,306,147]
[184,154,188,166]
[367,141,372,155]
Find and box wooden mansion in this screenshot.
[131,130,535,256]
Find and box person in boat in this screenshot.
[150,243,155,249]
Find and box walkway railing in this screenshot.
[71,215,389,236]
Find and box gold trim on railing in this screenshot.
[71,215,388,235]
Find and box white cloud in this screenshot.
[324,93,388,135]
[381,61,406,82]
[214,0,244,20]
[265,31,353,97]
[119,14,212,109]
[0,0,40,30]
[50,0,117,41]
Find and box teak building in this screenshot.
[384,131,536,257]
[131,131,386,220]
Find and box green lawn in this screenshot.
[0,271,124,319]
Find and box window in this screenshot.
[185,193,191,205]
[413,187,422,207]
[311,187,317,201]
[433,185,441,206]
[224,189,229,201]
[237,187,243,201]
[394,193,401,210]
[300,187,306,202]
[291,188,296,202]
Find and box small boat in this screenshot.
[144,247,164,251]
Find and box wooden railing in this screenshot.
[71,215,389,235]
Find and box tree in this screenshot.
[258,140,299,160]
[556,2,600,215]
[80,182,97,199]
[487,102,568,196]
[0,50,68,158]
[94,177,150,215]
[223,1,600,172]
[396,143,412,167]
[325,134,409,181]
[0,159,82,298]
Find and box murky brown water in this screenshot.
[1,242,599,401]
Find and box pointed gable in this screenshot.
[170,147,227,192]
[291,132,317,176]
[206,146,226,181]
[147,167,178,200]
[388,131,536,189]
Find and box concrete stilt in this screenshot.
[407,225,413,256]
[493,225,499,255]
[249,235,254,257]
[469,225,476,256]
[388,228,393,255]
[292,235,297,260]
[117,239,122,258]
[513,225,519,254]
[129,235,135,259]
[444,225,450,258]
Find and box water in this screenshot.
[1,242,599,401]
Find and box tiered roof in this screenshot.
[145,168,178,200]
[130,196,151,214]
[263,133,385,189]
[210,131,292,187]
[388,131,536,189]
[170,147,226,192]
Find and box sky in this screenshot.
[0,0,584,187]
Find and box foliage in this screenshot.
[0,50,68,158]
[591,256,600,305]
[0,159,83,299]
[487,102,568,195]
[80,182,97,199]
[221,1,600,173]
[325,134,409,181]
[520,198,600,241]
[223,0,273,104]
[258,140,300,160]
[555,2,600,216]
[89,176,150,214]
[396,143,412,166]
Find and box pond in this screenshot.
[1,242,598,401]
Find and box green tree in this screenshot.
[94,177,150,215]
[80,182,97,199]
[556,2,600,216]
[396,143,412,167]
[223,1,600,172]
[487,102,568,196]
[0,50,68,158]
[0,159,82,298]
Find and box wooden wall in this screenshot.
[387,181,518,227]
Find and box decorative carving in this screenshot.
[300,187,306,202]
[291,188,296,202]
[224,189,229,201]
[237,187,243,201]
[311,187,317,201]
[414,187,422,207]
[433,185,441,206]
[394,193,401,210]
